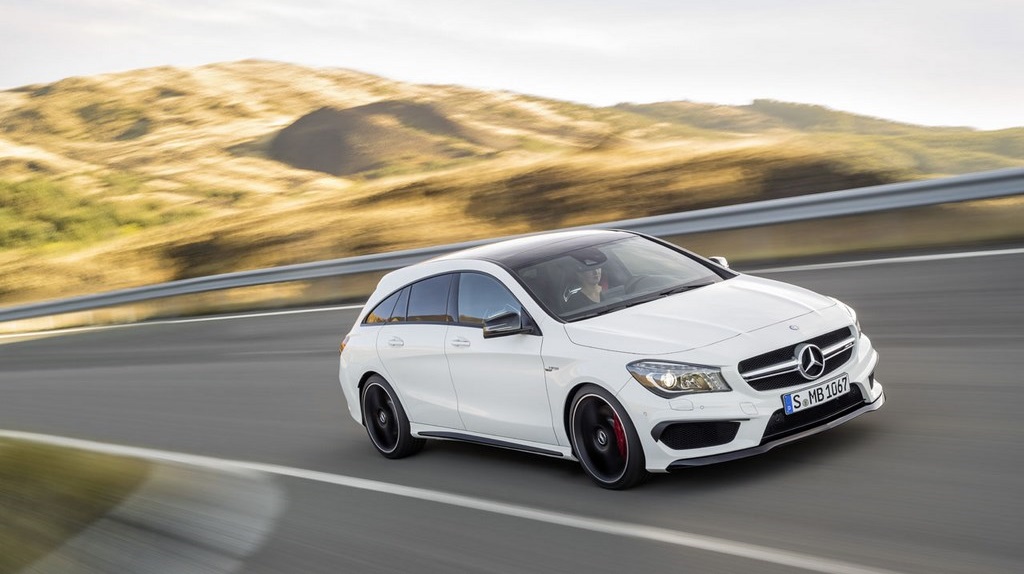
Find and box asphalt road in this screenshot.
[2,249,1023,573]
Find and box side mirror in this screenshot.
[483,309,532,338]
[708,256,730,269]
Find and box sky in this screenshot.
[1,0,1021,130]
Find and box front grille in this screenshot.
[655,421,740,450]
[761,385,865,444]
[739,327,854,391]
[748,347,853,391]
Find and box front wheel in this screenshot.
[569,385,647,489]
[361,375,425,459]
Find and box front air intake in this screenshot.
[653,421,740,450]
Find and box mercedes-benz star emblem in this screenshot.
[795,343,826,379]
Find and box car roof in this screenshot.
[432,229,635,268]
[368,230,639,311]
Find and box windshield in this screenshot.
[512,236,726,321]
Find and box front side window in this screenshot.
[512,236,726,322]
[406,274,455,323]
[457,273,522,326]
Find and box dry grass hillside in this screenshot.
[1,59,1022,306]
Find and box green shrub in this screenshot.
[0,178,192,249]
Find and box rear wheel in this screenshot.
[569,385,647,489]
[361,375,424,459]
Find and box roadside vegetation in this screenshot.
[0,60,1022,306]
[0,439,149,573]
[0,177,193,251]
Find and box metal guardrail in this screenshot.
[2,167,1023,323]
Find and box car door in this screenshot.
[375,275,464,430]
[445,272,555,444]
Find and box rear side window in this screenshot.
[363,287,411,324]
[406,275,455,323]
[390,288,409,322]
[364,291,401,324]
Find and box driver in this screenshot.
[563,263,603,312]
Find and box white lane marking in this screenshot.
[748,246,1024,274]
[0,305,364,340]
[1,430,907,574]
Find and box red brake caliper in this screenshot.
[612,413,627,458]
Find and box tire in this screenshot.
[361,375,425,459]
[569,385,647,489]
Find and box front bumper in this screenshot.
[667,389,884,469]
[616,332,884,472]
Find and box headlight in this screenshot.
[829,297,861,336]
[627,360,731,395]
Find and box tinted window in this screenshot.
[458,273,521,326]
[406,275,454,323]
[512,236,724,321]
[364,291,401,324]
[389,287,410,322]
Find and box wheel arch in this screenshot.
[356,370,387,426]
[562,381,599,452]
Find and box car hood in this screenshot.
[563,275,836,355]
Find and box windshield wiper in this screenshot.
[569,305,626,321]
[659,283,714,297]
[567,283,715,321]
[568,294,662,321]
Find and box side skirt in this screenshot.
[418,431,566,458]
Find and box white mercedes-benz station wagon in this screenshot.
[339,230,885,489]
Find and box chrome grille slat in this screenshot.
[738,326,856,391]
[743,360,799,381]
[822,339,855,357]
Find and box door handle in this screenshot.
[387,337,404,348]
[450,337,471,348]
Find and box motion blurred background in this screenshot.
[1,1,1022,312]
[2,2,1023,574]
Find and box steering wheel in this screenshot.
[625,275,648,294]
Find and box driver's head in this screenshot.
[576,265,602,286]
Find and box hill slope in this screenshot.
[268,101,504,176]
[0,60,1022,306]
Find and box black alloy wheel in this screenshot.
[361,375,425,459]
[569,385,646,489]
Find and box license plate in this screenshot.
[783,374,849,415]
